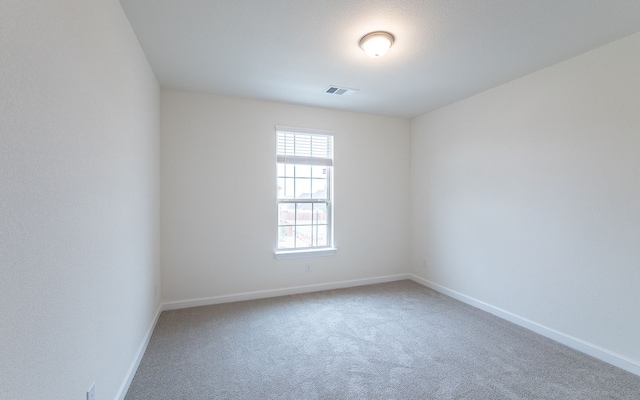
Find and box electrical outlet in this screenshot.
[87,383,95,400]
[422,259,427,268]
[305,264,311,273]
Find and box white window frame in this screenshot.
[274,126,336,259]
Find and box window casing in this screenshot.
[276,126,334,254]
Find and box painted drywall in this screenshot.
[411,33,640,366]
[0,1,160,399]
[161,90,410,302]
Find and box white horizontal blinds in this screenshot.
[276,128,333,167]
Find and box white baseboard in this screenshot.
[162,273,411,311]
[409,274,640,377]
[114,304,162,400]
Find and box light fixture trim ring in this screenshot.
[359,31,395,58]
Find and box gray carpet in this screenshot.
[125,280,640,399]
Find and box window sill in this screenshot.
[274,248,337,260]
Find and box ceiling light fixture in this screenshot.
[359,31,394,58]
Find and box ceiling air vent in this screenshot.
[325,85,359,96]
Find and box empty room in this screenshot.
[2,1,640,399]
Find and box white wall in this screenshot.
[411,33,640,368]
[161,90,410,303]
[0,1,160,399]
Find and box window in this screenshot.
[275,126,335,257]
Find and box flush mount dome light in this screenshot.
[359,31,394,58]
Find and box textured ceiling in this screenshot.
[120,0,640,118]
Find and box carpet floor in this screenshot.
[125,280,640,399]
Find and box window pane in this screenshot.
[278,178,295,199]
[281,178,294,198]
[294,178,311,199]
[278,203,295,226]
[278,163,295,178]
[296,226,312,248]
[285,164,294,177]
[278,226,295,249]
[314,225,327,247]
[311,179,327,199]
[311,166,328,178]
[296,203,312,226]
[312,203,327,224]
[295,164,311,178]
